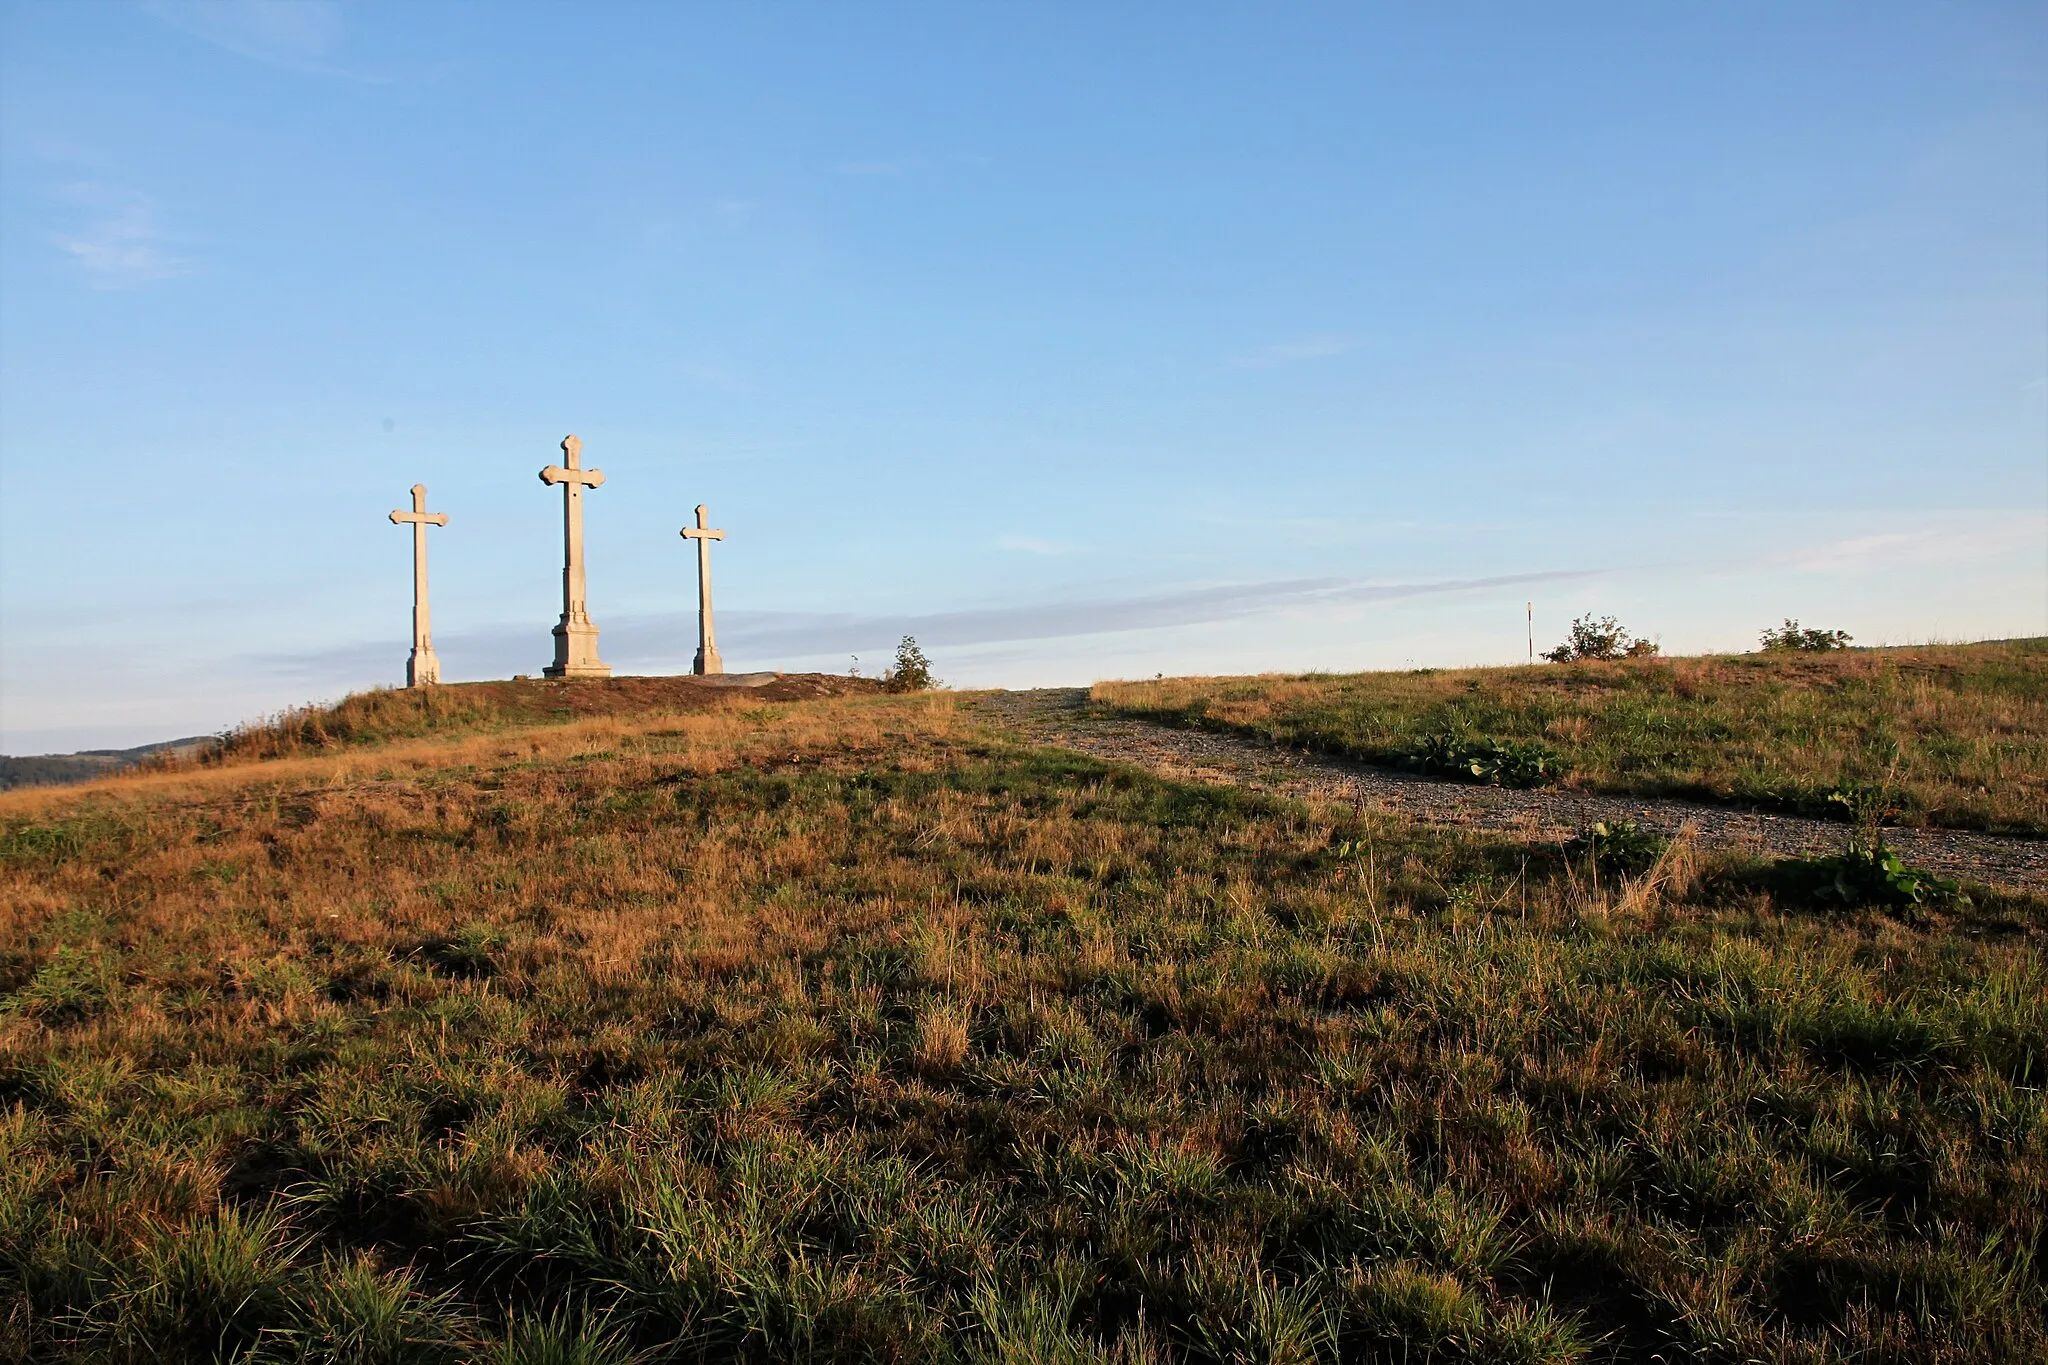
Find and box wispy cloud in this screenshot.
[143,0,388,82]
[247,567,1606,683]
[51,185,192,288]
[1765,523,2043,574]
[996,534,1078,556]
[1230,334,1358,369]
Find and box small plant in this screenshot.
[1759,619,1852,652]
[1401,730,1467,775]
[1829,783,1893,849]
[1785,784,1969,908]
[1479,737,1570,788]
[1806,843,1967,908]
[1400,731,1568,789]
[883,636,938,693]
[1564,819,1667,878]
[1542,614,1658,663]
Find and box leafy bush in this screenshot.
[1564,819,1668,878]
[1542,614,1658,663]
[1401,732,1568,788]
[883,636,938,693]
[1759,619,1853,652]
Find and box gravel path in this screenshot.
[978,689,2048,894]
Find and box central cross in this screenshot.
[538,434,611,678]
[680,503,726,675]
[388,483,448,687]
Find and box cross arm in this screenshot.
[540,465,605,488]
[681,527,725,541]
[391,510,450,526]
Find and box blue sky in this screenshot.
[2,2,2044,752]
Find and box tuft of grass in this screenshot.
[1095,638,2048,834]
[3,947,114,1025]
[1,688,2042,1361]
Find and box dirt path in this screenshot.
[978,689,2048,894]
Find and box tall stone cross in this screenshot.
[680,503,726,675]
[387,484,448,687]
[538,434,611,678]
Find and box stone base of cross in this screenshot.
[545,617,610,679]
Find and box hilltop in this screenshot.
[1,659,2043,1362]
[0,674,875,793]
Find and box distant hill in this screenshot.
[0,737,215,791]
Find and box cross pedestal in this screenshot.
[388,483,448,687]
[539,434,611,678]
[680,503,726,675]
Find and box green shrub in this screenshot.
[884,636,938,693]
[1542,614,1658,663]
[1760,619,1852,652]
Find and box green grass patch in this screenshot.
[1096,639,2048,835]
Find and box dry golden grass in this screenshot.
[1095,639,2048,834]
[2,687,2043,1362]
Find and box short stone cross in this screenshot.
[388,483,449,687]
[681,503,726,675]
[538,434,611,678]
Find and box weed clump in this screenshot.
[1401,730,1568,788]
[1564,819,1668,878]
[1783,785,1969,909]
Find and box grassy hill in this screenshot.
[1095,640,2048,836]
[1,680,2042,1362]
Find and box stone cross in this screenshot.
[388,483,448,687]
[538,434,611,678]
[680,503,726,675]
